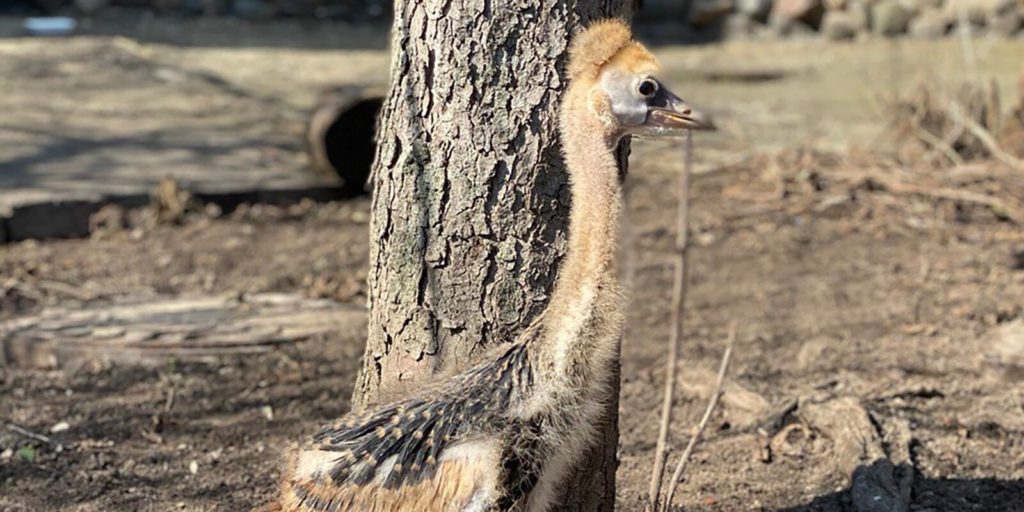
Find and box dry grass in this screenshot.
[889,78,1024,170]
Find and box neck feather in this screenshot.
[542,88,623,360]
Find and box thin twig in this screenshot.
[908,113,965,166]
[867,172,1024,224]
[662,322,737,511]
[647,131,694,511]
[693,151,755,176]
[957,5,977,82]
[37,279,97,302]
[7,423,57,445]
[163,385,177,413]
[948,100,1024,170]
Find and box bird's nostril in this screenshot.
[682,109,691,115]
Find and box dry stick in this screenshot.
[647,131,694,512]
[163,385,177,414]
[949,100,1024,170]
[661,322,737,512]
[7,423,58,447]
[909,113,965,167]
[957,5,977,82]
[867,172,1024,224]
[37,279,96,302]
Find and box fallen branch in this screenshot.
[662,321,737,511]
[648,131,694,511]
[867,173,1024,224]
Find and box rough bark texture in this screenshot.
[356,1,633,510]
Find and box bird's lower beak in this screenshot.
[644,85,716,132]
[648,101,716,131]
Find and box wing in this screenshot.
[310,341,534,490]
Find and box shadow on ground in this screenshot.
[0,11,390,50]
[779,471,1024,512]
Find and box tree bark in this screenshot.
[356,1,633,510]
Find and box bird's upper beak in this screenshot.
[646,87,716,132]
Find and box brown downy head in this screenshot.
[567,19,716,138]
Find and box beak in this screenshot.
[647,88,716,132]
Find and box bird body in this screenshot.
[272,19,714,512]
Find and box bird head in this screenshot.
[567,19,715,137]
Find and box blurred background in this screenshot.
[1,1,1023,511]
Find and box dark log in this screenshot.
[305,86,383,195]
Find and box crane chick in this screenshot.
[271,18,714,512]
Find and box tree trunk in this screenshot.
[356,1,633,510]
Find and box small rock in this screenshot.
[771,16,821,37]
[909,9,953,38]
[260,405,274,421]
[118,458,137,477]
[796,337,834,369]
[152,179,197,225]
[944,0,998,26]
[1,448,13,460]
[976,0,1019,16]
[845,0,873,25]
[871,0,916,35]
[736,0,774,21]
[986,319,1024,379]
[679,367,770,430]
[722,12,757,37]
[188,460,199,475]
[990,11,1023,36]
[153,67,186,84]
[695,231,717,246]
[821,10,860,39]
[49,421,70,434]
[847,0,872,27]
[771,0,826,28]
[204,202,222,219]
[88,204,127,237]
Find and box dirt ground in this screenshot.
[3,16,1024,512]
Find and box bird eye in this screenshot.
[638,79,658,98]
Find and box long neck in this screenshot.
[542,88,623,361]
